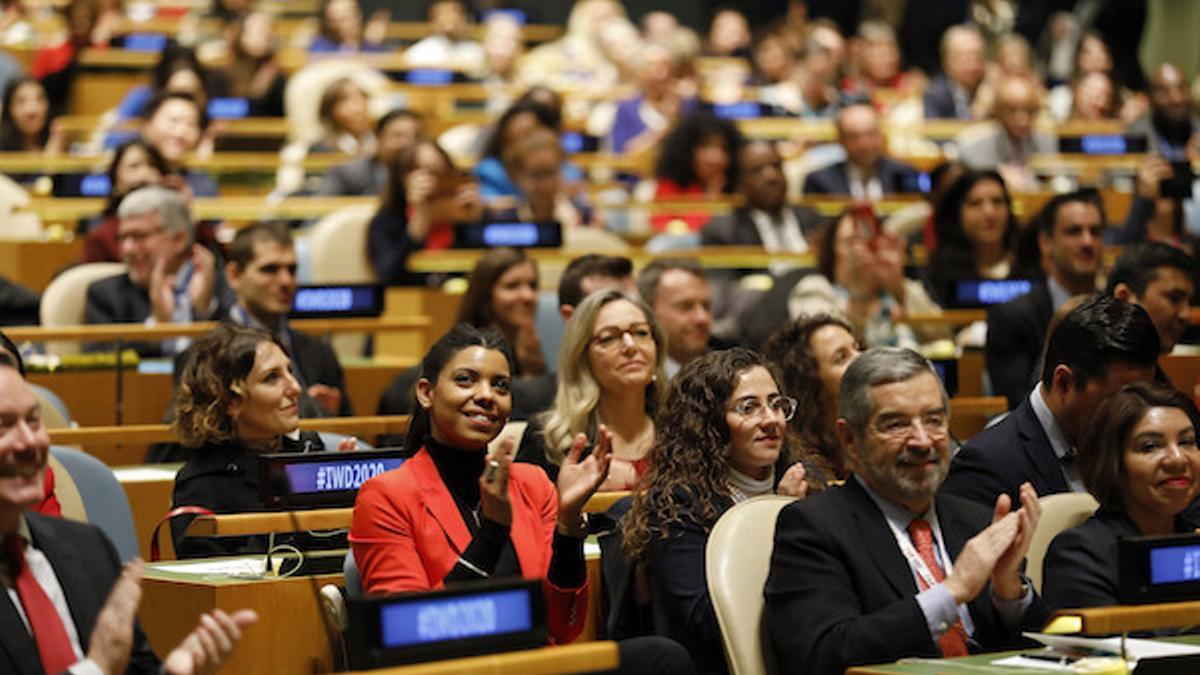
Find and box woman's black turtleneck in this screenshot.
[424,436,585,588]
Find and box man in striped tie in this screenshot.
[765,347,1048,674]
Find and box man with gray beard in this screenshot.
[765,347,1048,673]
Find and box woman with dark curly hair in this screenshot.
[762,313,862,487]
[170,323,355,556]
[1043,383,1200,612]
[650,111,744,231]
[926,169,1022,305]
[623,347,806,674]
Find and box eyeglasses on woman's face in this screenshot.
[590,322,654,352]
[728,395,797,422]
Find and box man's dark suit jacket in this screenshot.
[288,328,353,416]
[942,396,1069,507]
[765,478,1046,674]
[923,75,971,119]
[985,283,1053,409]
[801,158,921,196]
[700,205,824,247]
[83,272,235,357]
[0,513,158,674]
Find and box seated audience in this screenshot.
[1128,63,1198,160]
[703,139,822,251]
[0,363,257,674]
[1106,242,1196,357]
[624,348,806,673]
[0,77,61,154]
[308,0,387,53]
[350,324,607,645]
[759,23,842,118]
[85,186,233,356]
[650,112,743,232]
[170,324,355,557]
[923,25,987,119]
[403,0,484,73]
[987,190,1105,408]
[636,258,716,378]
[112,45,220,131]
[1047,31,1118,122]
[926,170,1020,306]
[139,92,219,197]
[225,222,352,416]
[378,248,548,425]
[606,41,696,155]
[945,295,1161,506]
[1043,382,1200,612]
[840,21,916,102]
[789,209,943,347]
[765,347,1047,673]
[1064,71,1118,122]
[762,313,863,486]
[81,139,170,263]
[223,10,287,117]
[311,77,374,156]
[472,97,581,204]
[500,128,594,229]
[802,101,920,198]
[750,22,794,86]
[1112,156,1200,253]
[517,290,666,490]
[368,138,484,285]
[705,8,750,58]
[317,109,423,197]
[958,75,1056,193]
[31,0,117,116]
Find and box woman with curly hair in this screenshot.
[762,313,862,488]
[517,289,667,491]
[649,110,744,231]
[623,347,806,674]
[170,323,355,556]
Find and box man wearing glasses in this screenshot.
[84,185,233,356]
[766,347,1047,673]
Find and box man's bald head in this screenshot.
[1150,62,1192,123]
[995,76,1039,142]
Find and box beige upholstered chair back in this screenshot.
[1028,492,1099,593]
[706,494,795,675]
[308,205,378,358]
[39,262,127,355]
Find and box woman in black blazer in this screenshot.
[623,348,807,674]
[170,323,355,557]
[1042,382,1200,612]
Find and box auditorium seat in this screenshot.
[707,494,795,675]
[1027,492,1099,593]
[39,262,126,356]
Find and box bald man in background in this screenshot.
[958,75,1057,191]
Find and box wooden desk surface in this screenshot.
[348,642,619,674]
[141,560,340,674]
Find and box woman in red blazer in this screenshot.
[351,323,611,645]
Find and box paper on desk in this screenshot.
[991,655,1075,671]
[112,465,181,481]
[154,557,267,578]
[1024,632,1200,660]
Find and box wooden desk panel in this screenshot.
[115,464,181,560]
[352,642,619,674]
[0,238,83,292]
[140,564,339,674]
[29,361,410,428]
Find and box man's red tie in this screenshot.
[906,518,970,657]
[4,535,76,673]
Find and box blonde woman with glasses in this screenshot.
[516,289,667,491]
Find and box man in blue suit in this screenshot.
[944,295,1160,507]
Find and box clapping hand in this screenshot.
[479,435,515,527]
[555,426,613,537]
